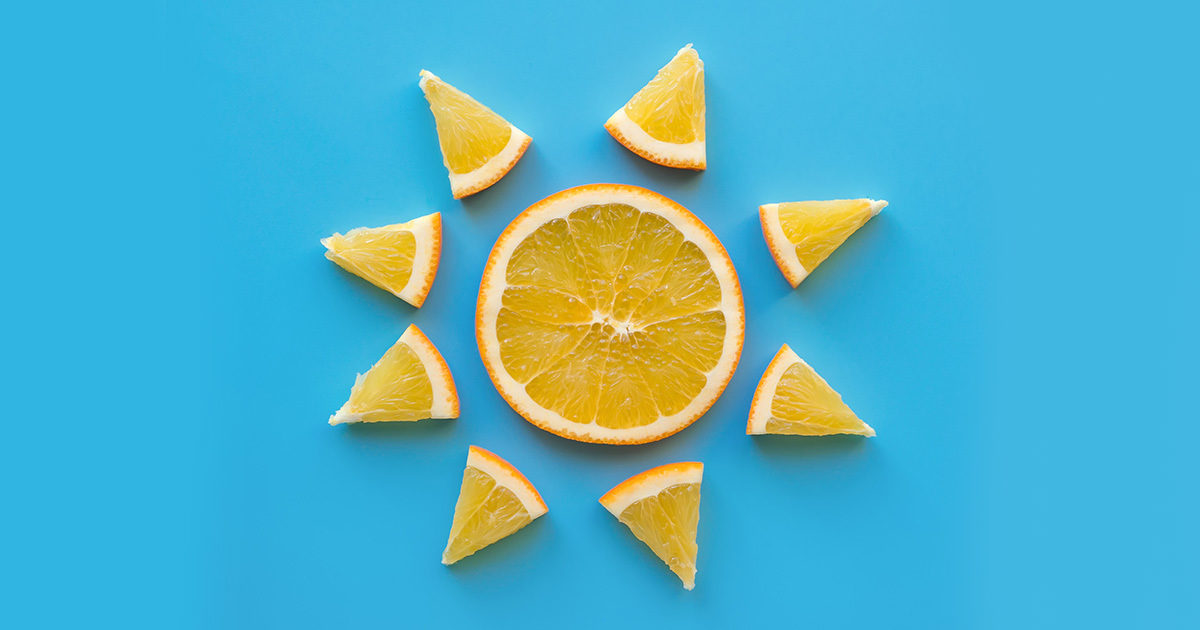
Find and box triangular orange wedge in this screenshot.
[419,70,531,199]
[322,212,441,307]
[600,462,703,590]
[442,446,547,565]
[328,324,458,425]
[605,45,706,170]
[760,199,887,287]
[747,344,875,436]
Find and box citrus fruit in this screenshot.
[443,445,547,565]
[600,462,703,590]
[759,198,887,287]
[476,184,744,444]
[328,324,459,425]
[747,344,875,436]
[605,44,706,170]
[321,212,442,307]
[419,70,531,199]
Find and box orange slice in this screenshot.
[600,462,703,590]
[328,324,458,425]
[605,44,706,169]
[747,344,875,436]
[321,212,441,307]
[760,199,887,287]
[419,70,531,199]
[476,184,744,444]
[443,446,547,565]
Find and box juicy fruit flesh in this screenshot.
[324,229,416,296]
[343,342,434,422]
[498,202,726,430]
[422,74,512,174]
[617,483,700,589]
[777,200,876,273]
[766,361,872,435]
[624,47,705,144]
[443,466,534,564]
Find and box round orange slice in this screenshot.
[322,212,441,307]
[599,462,703,590]
[419,70,531,199]
[476,184,744,444]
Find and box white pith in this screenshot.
[446,125,530,197]
[600,463,703,516]
[477,186,744,444]
[760,199,888,286]
[759,203,808,285]
[396,213,438,304]
[466,447,547,518]
[400,325,457,419]
[328,324,457,425]
[747,344,802,434]
[605,108,705,167]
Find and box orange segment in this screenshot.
[443,446,547,565]
[328,324,458,425]
[760,199,887,287]
[600,462,703,590]
[605,45,706,169]
[322,212,441,307]
[419,70,531,199]
[747,344,875,436]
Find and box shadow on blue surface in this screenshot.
[321,261,420,319]
[787,207,892,299]
[751,433,871,460]
[458,143,543,212]
[343,419,456,442]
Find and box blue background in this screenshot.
[3,1,1197,628]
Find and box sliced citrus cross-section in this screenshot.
[605,44,706,170]
[322,212,442,307]
[600,462,703,590]
[419,70,531,199]
[328,324,458,425]
[443,445,547,565]
[476,184,744,444]
[760,198,887,287]
[747,344,875,436]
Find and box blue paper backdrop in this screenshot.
[3,0,1196,628]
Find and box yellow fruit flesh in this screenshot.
[324,229,416,296]
[443,467,534,564]
[624,47,705,144]
[617,483,700,589]
[421,74,512,174]
[498,203,726,430]
[342,342,434,422]
[777,200,876,273]
[766,361,873,435]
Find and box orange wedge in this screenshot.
[328,324,458,425]
[747,344,875,436]
[321,212,441,307]
[419,70,531,199]
[605,44,706,169]
[600,462,703,590]
[443,446,547,565]
[760,199,887,287]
